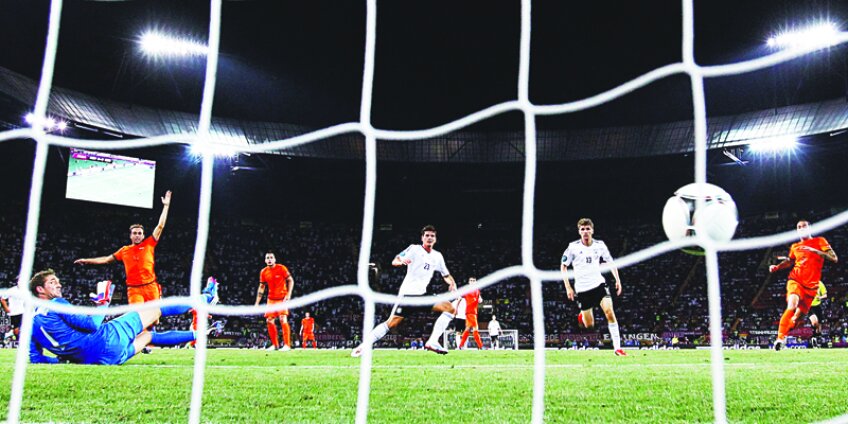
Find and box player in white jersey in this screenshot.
[1,283,24,341]
[488,316,502,349]
[352,225,458,357]
[561,218,626,356]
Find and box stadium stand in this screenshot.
[2,203,846,349]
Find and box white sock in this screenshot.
[427,312,454,345]
[608,322,621,350]
[364,323,390,346]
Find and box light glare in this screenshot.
[748,136,798,153]
[24,113,68,133]
[139,31,209,57]
[767,22,841,50]
[190,142,237,158]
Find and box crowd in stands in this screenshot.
[1,204,847,349]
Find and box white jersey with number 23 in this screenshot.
[397,244,450,296]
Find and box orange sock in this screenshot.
[777,308,796,340]
[188,311,199,347]
[191,310,198,331]
[473,330,484,349]
[282,322,291,347]
[267,322,279,348]
[460,329,470,348]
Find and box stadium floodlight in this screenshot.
[24,112,68,132]
[748,135,798,153]
[766,21,841,50]
[139,31,209,58]
[190,142,237,157]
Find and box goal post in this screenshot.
[443,329,519,350]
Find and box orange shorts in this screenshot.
[127,283,162,304]
[786,280,818,314]
[264,298,289,319]
[302,333,315,342]
[465,314,478,328]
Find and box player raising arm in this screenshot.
[74,190,172,305]
[768,220,838,351]
[561,218,626,356]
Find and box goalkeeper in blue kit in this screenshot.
[28,269,220,365]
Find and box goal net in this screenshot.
[444,329,519,351]
[2,0,848,423]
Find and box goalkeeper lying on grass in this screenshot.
[28,269,219,365]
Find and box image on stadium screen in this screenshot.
[65,148,156,209]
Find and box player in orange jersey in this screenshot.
[255,251,295,351]
[300,312,317,349]
[768,220,838,351]
[75,190,172,305]
[458,277,485,350]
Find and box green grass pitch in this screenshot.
[1,348,846,423]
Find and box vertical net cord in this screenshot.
[516,0,546,423]
[7,0,64,422]
[682,1,728,422]
[187,1,223,422]
[354,0,378,422]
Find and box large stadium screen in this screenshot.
[65,148,156,209]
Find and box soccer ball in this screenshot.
[661,183,738,255]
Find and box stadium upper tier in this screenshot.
[2,65,848,162]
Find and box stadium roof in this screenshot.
[2,65,848,162]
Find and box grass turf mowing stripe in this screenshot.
[1,349,846,423]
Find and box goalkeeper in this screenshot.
[28,269,219,365]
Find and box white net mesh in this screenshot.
[2,0,848,423]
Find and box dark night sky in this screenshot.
[2,0,848,131]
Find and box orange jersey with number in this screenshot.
[788,237,831,289]
[464,289,481,316]
[113,236,158,287]
[301,317,315,335]
[260,264,291,300]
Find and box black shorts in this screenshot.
[10,314,21,329]
[451,318,466,330]
[809,304,823,319]
[575,283,611,311]
[391,295,435,318]
[490,335,499,341]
